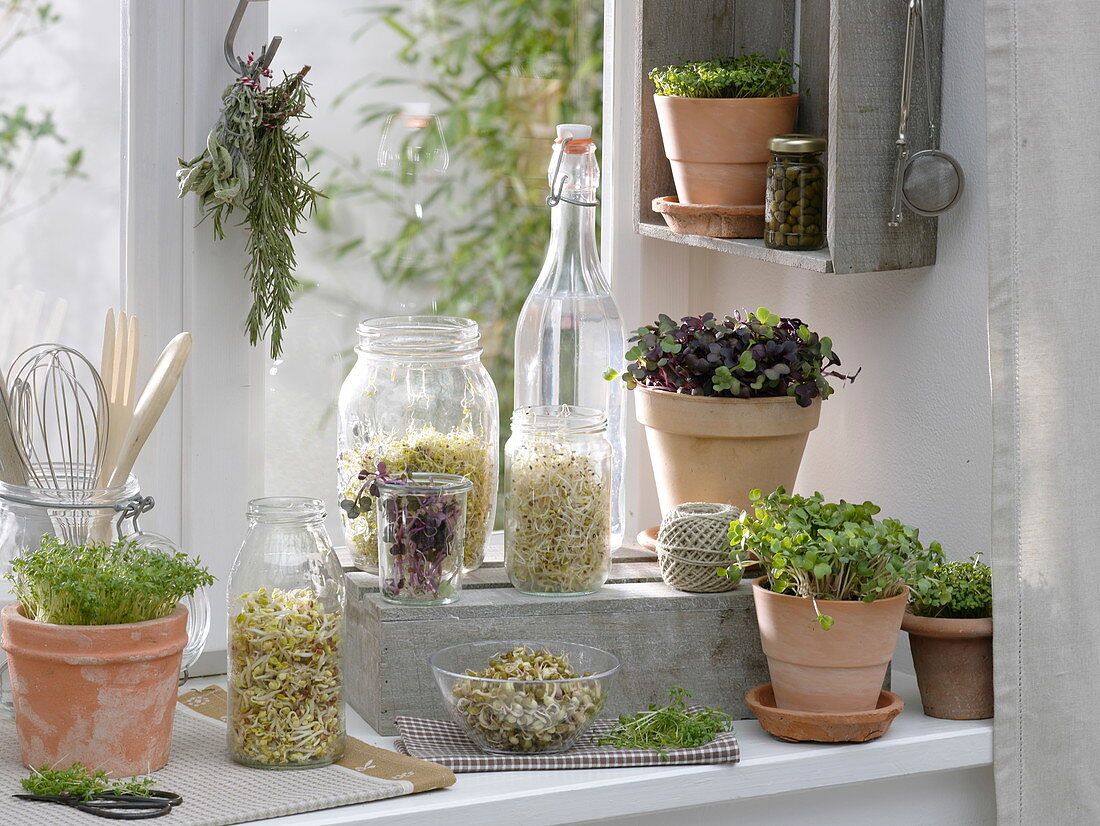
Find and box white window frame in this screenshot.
[124,0,655,673]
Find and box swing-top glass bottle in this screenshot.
[513,124,626,549]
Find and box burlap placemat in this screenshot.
[0,685,454,826]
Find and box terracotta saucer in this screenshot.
[652,196,765,239]
[745,683,904,743]
[636,526,659,552]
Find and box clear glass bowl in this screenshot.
[429,640,620,754]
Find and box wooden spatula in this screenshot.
[97,309,140,489]
[107,332,192,489]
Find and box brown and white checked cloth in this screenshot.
[394,715,740,772]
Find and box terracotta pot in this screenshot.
[653,94,799,206]
[633,388,820,515]
[902,612,994,720]
[1,602,187,776]
[752,577,907,713]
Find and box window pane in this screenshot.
[264,0,603,538]
[0,0,121,366]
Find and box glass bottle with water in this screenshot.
[514,124,626,548]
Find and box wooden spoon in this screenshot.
[0,377,26,485]
[107,332,192,489]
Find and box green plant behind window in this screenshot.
[0,2,84,224]
[316,0,603,466]
[7,536,215,626]
[725,487,947,628]
[650,53,796,98]
[910,555,992,619]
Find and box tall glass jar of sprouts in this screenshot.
[337,316,499,574]
[226,497,345,769]
[504,405,612,596]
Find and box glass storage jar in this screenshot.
[765,133,827,251]
[226,497,345,769]
[504,405,612,596]
[0,465,209,678]
[337,316,499,574]
[376,472,471,606]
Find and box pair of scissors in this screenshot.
[13,789,182,819]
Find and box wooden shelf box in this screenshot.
[634,0,944,273]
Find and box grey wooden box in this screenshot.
[634,0,944,273]
[344,548,769,736]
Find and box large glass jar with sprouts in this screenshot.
[504,405,612,596]
[226,497,345,769]
[337,316,499,574]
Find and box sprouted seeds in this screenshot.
[340,427,495,571]
[228,588,344,767]
[449,646,605,753]
[505,439,611,594]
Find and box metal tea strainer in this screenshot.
[889,0,964,226]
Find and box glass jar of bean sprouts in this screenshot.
[337,316,499,575]
[504,405,613,596]
[226,497,345,769]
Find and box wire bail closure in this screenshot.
[115,494,155,539]
[545,138,599,208]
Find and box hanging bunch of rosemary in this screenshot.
[177,53,322,359]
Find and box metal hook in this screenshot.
[545,138,599,208]
[225,0,283,74]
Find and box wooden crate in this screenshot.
[344,547,769,735]
[634,0,945,273]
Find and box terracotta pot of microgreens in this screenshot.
[902,556,994,720]
[733,489,943,715]
[1,535,213,776]
[617,310,857,515]
[650,54,799,206]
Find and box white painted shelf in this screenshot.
[190,669,992,826]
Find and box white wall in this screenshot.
[614,0,990,559]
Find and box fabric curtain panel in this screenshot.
[986,1,1100,822]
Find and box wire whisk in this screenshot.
[7,344,108,493]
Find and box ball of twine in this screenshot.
[656,502,742,593]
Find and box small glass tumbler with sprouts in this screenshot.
[375,472,471,606]
[226,497,345,769]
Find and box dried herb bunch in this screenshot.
[609,309,858,407]
[340,427,495,571]
[347,463,467,602]
[505,438,611,594]
[177,54,322,359]
[6,536,213,626]
[228,587,344,766]
[449,646,605,753]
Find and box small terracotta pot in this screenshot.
[653,94,799,206]
[634,388,820,515]
[1,602,187,776]
[752,577,907,713]
[902,612,993,720]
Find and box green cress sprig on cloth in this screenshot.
[177,53,322,360]
[21,764,154,801]
[598,687,732,757]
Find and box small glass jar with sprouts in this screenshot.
[226,497,345,769]
[504,405,613,596]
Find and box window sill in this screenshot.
[190,670,992,825]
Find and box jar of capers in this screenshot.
[765,134,826,251]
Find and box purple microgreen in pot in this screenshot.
[605,308,859,407]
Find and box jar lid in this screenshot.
[768,133,827,154]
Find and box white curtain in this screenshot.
[987,1,1100,822]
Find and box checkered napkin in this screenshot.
[394,715,740,772]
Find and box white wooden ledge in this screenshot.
[191,666,993,826]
